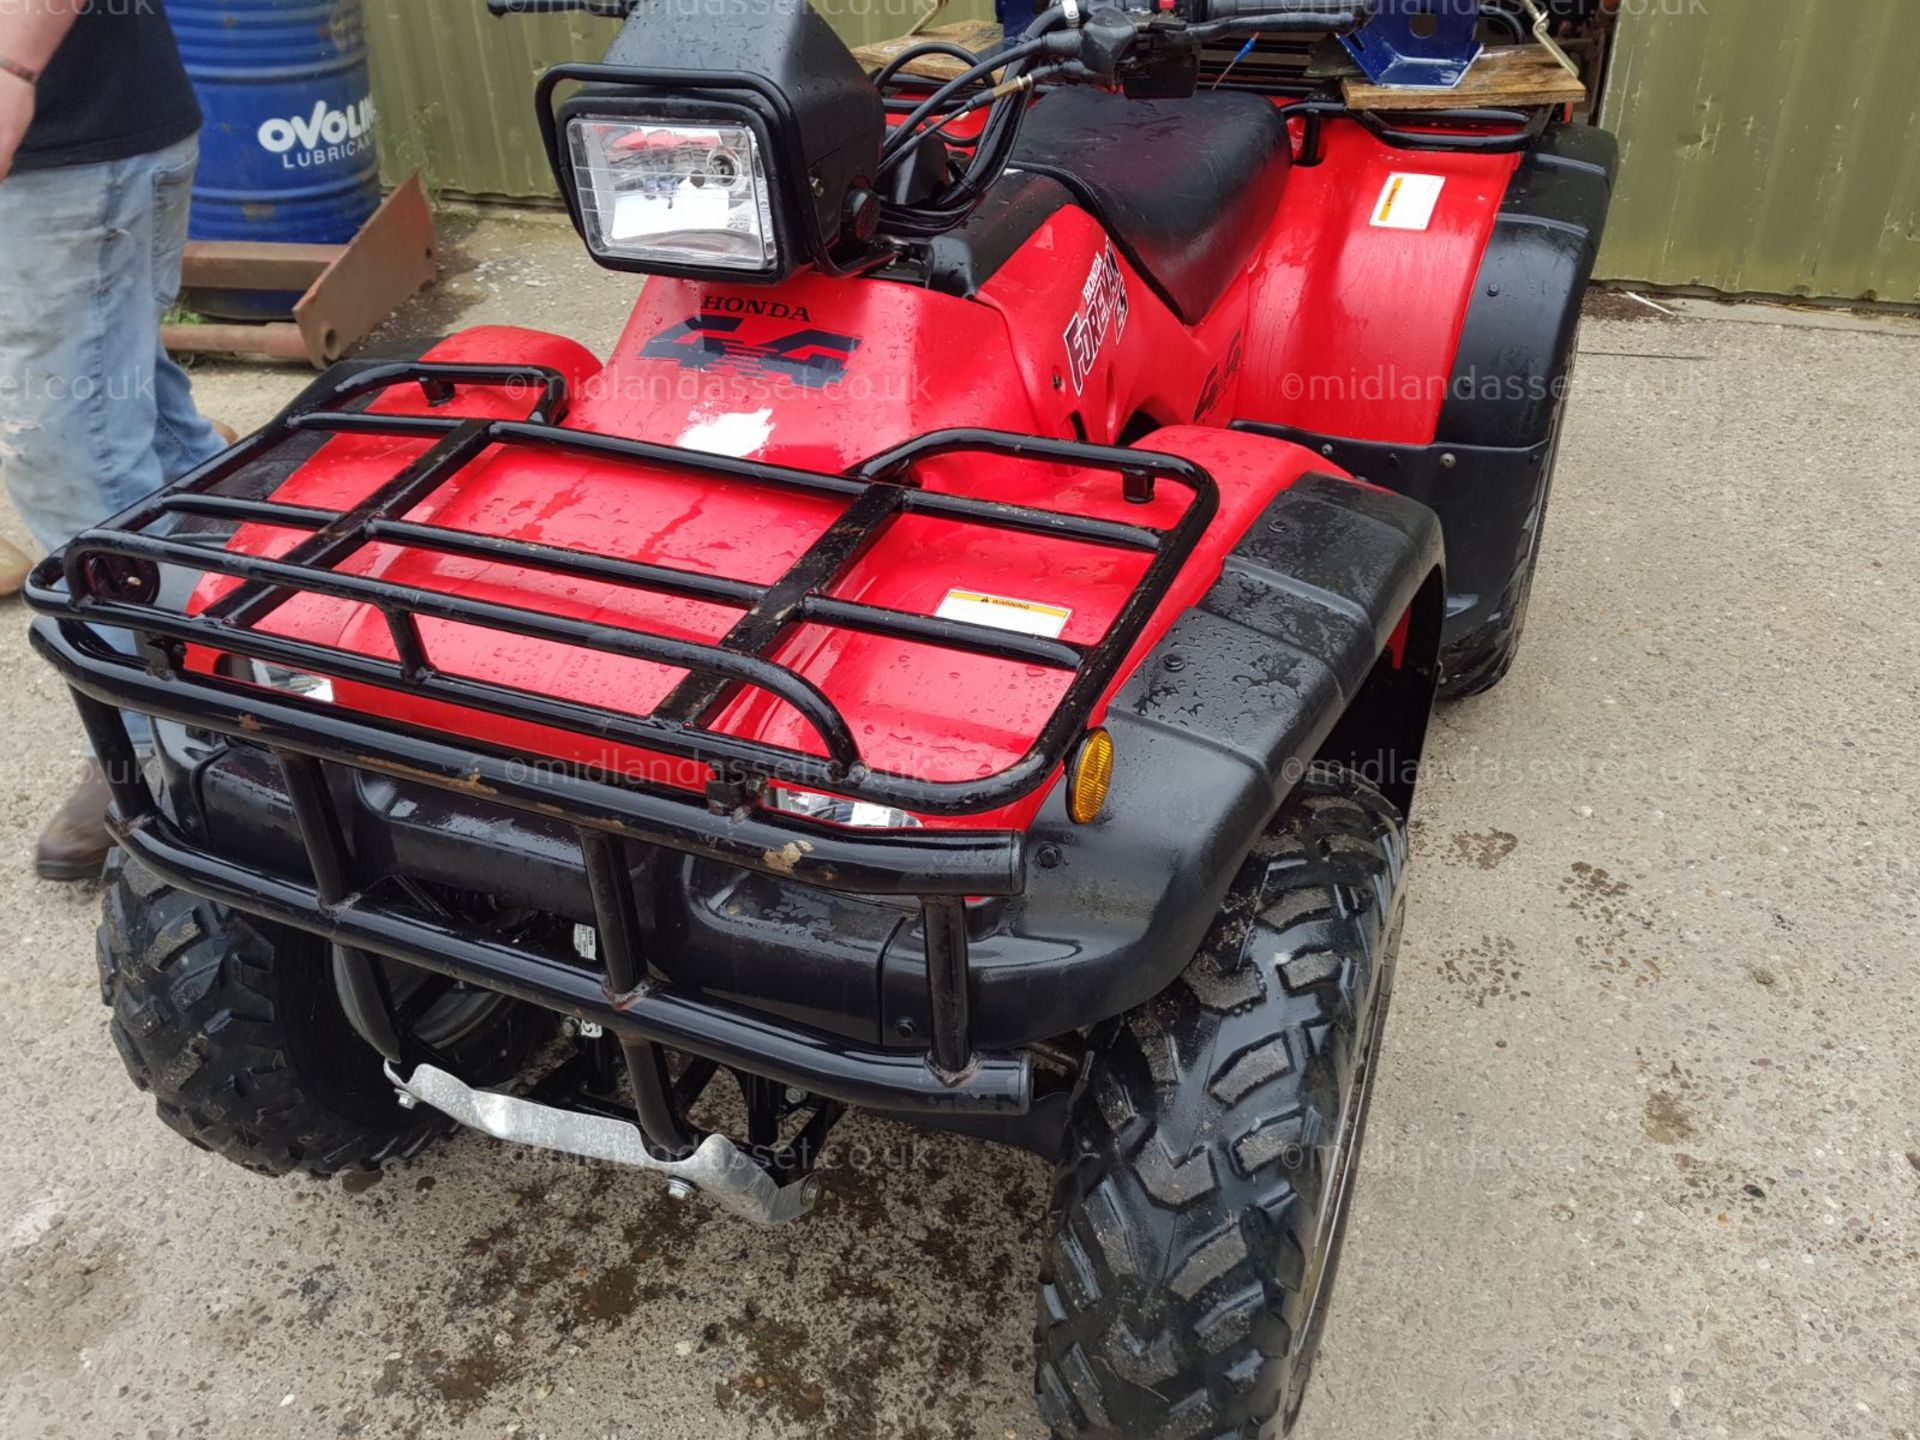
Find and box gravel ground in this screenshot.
[0,217,1915,1440]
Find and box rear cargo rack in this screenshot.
[35,360,1217,817]
[26,360,1219,1116]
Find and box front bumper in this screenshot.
[38,617,1034,1116]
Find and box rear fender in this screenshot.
[1234,124,1618,651]
[1237,118,1522,446]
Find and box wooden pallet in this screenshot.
[1343,43,1585,111]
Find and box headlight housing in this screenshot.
[534,1,886,283]
[566,117,778,274]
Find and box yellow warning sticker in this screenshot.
[935,589,1072,639]
[1371,172,1446,231]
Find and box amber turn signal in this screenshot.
[1066,728,1115,825]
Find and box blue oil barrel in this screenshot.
[171,0,382,246]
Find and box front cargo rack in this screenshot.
[26,360,1219,1120]
[32,360,1217,817]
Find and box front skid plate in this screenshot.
[387,1063,817,1225]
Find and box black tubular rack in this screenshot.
[26,361,1218,1122]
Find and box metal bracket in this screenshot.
[388,1062,820,1225]
[1516,0,1581,78]
[163,173,439,369]
[906,0,948,36]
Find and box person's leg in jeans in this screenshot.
[0,134,228,878]
[149,143,229,482]
[153,334,229,479]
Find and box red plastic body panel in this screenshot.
[190,116,1497,828]
[1239,121,1520,444]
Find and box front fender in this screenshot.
[883,469,1446,1048]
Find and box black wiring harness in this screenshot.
[873,6,1076,240]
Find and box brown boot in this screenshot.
[212,419,239,447]
[36,760,114,882]
[0,539,30,599]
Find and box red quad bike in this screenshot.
[28,0,1612,1433]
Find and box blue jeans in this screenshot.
[0,134,228,749]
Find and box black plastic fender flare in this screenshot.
[881,470,1446,1050]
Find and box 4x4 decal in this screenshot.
[1194,330,1245,420]
[641,315,862,388]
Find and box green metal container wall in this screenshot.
[363,0,991,201]
[1598,0,1920,303]
[365,2,1920,301]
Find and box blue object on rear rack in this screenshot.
[997,0,1027,47]
[171,0,382,246]
[1340,0,1485,89]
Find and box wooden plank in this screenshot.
[852,20,1006,81]
[1344,44,1585,111]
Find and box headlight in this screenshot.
[566,117,778,273]
[766,786,922,831]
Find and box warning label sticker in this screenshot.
[935,589,1072,640]
[1370,173,1446,231]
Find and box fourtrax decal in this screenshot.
[1063,244,1130,396]
[642,300,861,388]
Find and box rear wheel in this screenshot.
[97,850,542,1178]
[1035,767,1406,1439]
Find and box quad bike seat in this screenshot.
[1010,86,1293,325]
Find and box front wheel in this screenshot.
[97,851,543,1178]
[1035,767,1407,1439]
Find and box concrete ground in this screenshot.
[0,215,1915,1440]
